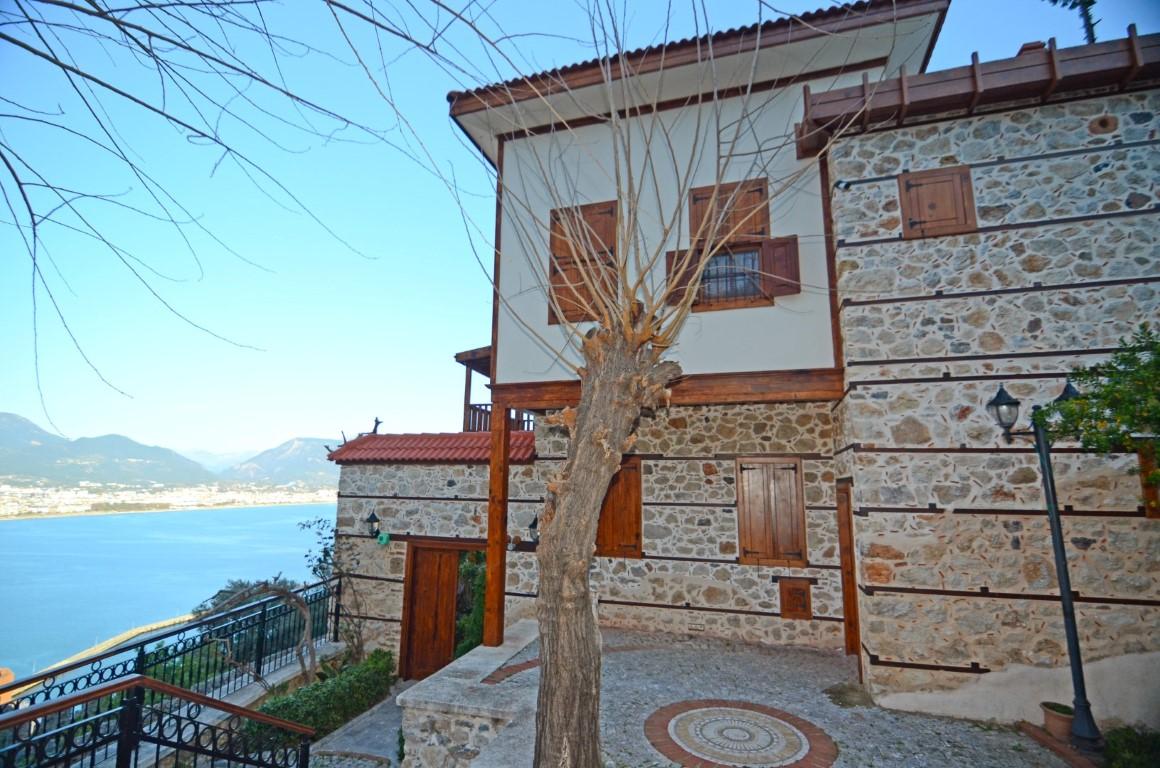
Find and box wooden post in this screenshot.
[483,399,511,646]
[462,366,473,431]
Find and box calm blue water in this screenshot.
[0,503,333,679]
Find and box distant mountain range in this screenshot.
[0,413,338,488]
[219,438,337,486]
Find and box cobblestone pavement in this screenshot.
[487,629,1068,768]
[312,680,414,768]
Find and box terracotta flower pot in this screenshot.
[1041,702,1074,742]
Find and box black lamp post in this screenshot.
[985,381,1101,751]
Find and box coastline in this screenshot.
[0,488,335,522]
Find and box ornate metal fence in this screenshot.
[0,675,314,768]
[0,579,340,715]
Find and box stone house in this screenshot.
[329,0,1160,730]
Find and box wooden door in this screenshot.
[401,545,460,680]
[836,480,861,657]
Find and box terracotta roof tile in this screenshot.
[327,431,535,465]
[446,0,940,108]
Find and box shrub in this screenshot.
[256,649,395,737]
[454,553,486,658]
[1105,726,1160,768]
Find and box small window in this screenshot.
[736,457,806,566]
[899,165,977,239]
[666,237,800,311]
[595,456,642,558]
[548,201,617,324]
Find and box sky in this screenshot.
[1,0,1157,459]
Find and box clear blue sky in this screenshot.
[1,0,1156,458]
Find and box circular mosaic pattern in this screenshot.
[644,699,837,768]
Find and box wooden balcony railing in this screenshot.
[464,404,535,432]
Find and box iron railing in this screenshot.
[0,579,340,715]
[463,404,535,433]
[0,675,313,768]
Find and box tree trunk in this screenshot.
[534,330,678,767]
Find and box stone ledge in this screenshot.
[470,717,535,768]
[396,619,538,720]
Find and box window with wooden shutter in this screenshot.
[667,237,800,310]
[595,456,642,558]
[898,165,977,239]
[736,457,806,567]
[690,179,769,244]
[668,179,801,311]
[548,201,617,324]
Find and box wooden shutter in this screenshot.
[779,578,813,620]
[595,456,642,558]
[548,201,617,324]
[736,458,806,566]
[761,236,801,297]
[898,166,977,239]
[689,179,769,245]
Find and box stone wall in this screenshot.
[399,707,508,768]
[830,89,1160,727]
[333,400,849,665]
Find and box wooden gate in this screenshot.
[399,542,469,680]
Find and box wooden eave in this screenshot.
[797,26,1160,156]
[454,345,492,377]
[447,0,949,117]
[491,368,845,410]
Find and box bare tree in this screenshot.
[6,3,888,765]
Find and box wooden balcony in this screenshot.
[464,403,534,433]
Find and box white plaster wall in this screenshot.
[877,651,1160,730]
[494,67,882,384]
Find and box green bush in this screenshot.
[454,553,486,658]
[256,649,395,737]
[1105,726,1160,768]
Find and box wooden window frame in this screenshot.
[594,456,642,558]
[735,456,807,568]
[668,178,800,312]
[898,165,977,239]
[547,201,618,325]
[666,236,799,313]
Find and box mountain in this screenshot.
[222,438,337,487]
[179,448,262,473]
[0,413,216,486]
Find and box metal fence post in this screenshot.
[253,602,268,677]
[331,579,342,643]
[298,736,312,768]
[115,686,142,768]
[133,643,148,675]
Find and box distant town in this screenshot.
[0,482,334,519]
[0,412,341,518]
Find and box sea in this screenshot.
[0,503,333,679]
